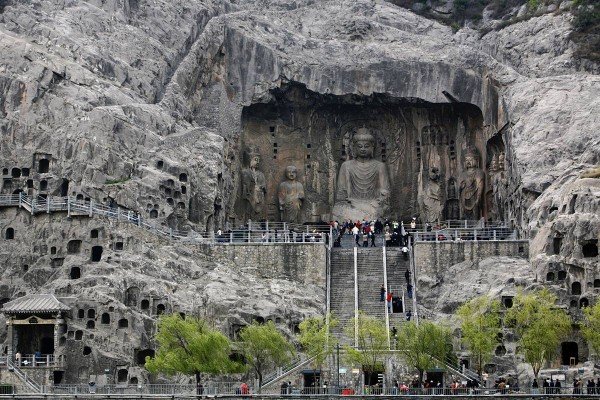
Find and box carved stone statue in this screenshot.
[241,146,266,220]
[332,128,390,221]
[459,147,485,220]
[489,154,499,172]
[278,165,304,223]
[498,151,505,171]
[417,151,443,222]
[445,178,460,220]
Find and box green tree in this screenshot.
[343,312,389,386]
[145,314,239,386]
[505,288,571,378]
[395,321,451,384]
[456,295,501,378]
[238,321,295,391]
[581,301,600,358]
[298,314,338,385]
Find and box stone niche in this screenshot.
[238,84,493,223]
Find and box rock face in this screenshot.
[0,0,598,387]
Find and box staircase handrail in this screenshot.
[440,355,480,382]
[261,355,317,388]
[6,359,42,393]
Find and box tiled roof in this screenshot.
[2,294,70,314]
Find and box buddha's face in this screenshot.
[429,167,440,181]
[354,140,374,159]
[465,154,477,169]
[286,166,297,180]
[250,155,261,169]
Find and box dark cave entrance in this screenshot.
[561,342,578,365]
[14,324,55,355]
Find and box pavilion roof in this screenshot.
[2,294,70,314]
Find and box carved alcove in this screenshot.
[238,83,491,223]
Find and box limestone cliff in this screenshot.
[0,0,598,386]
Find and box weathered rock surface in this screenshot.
[0,0,598,387]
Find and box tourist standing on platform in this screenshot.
[369,230,376,247]
[352,225,360,245]
[387,291,393,313]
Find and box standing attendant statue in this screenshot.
[332,128,390,221]
[278,165,305,223]
[241,146,267,220]
[459,147,485,219]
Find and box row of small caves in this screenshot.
[1,155,190,220]
[462,296,586,373]
[63,299,300,385]
[545,236,599,309]
[1,227,124,280]
[146,159,189,218]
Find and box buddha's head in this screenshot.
[353,128,376,160]
[285,165,297,181]
[464,147,480,169]
[244,146,261,169]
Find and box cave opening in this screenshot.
[553,237,562,255]
[91,246,103,262]
[561,342,578,365]
[136,349,155,365]
[572,281,582,295]
[238,83,492,224]
[582,240,598,258]
[38,159,50,173]
[69,267,81,280]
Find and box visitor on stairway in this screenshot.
[369,230,376,247]
[407,283,413,299]
[406,310,412,321]
[387,291,393,313]
[385,230,391,247]
[352,225,360,245]
[405,268,410,282]
[402,245,409,259]
[380,284,386,301]
[362,231,369,247]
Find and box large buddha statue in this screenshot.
[332,129,390,221]
[459,146,485,220]
[278,165,305,223]
[241,146,266,220]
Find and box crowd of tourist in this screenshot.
[331,218,416,248]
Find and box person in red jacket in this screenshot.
[387,292,393,314]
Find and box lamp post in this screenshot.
[337,343,340,391]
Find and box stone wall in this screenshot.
[198,243,327,287]
[414,240,529,272]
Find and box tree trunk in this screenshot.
[258,371,263,394]
[195,371,202,396]
[418,369,424,387]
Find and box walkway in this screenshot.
[0,194,329,245]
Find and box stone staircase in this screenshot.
[357,248,386,320]
[329,246,418,348]
[330,248,356,345]
[386,249,414,335]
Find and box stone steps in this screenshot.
[330,249,356,345]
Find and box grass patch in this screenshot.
[104,177,131,185]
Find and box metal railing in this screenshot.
[5,359,42,393]
[414,227,517,242]
[47,383,252,395]
[0,194,330,245]
[261,356,317,389]
[260,385,600,396]
[2,354,62,368]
